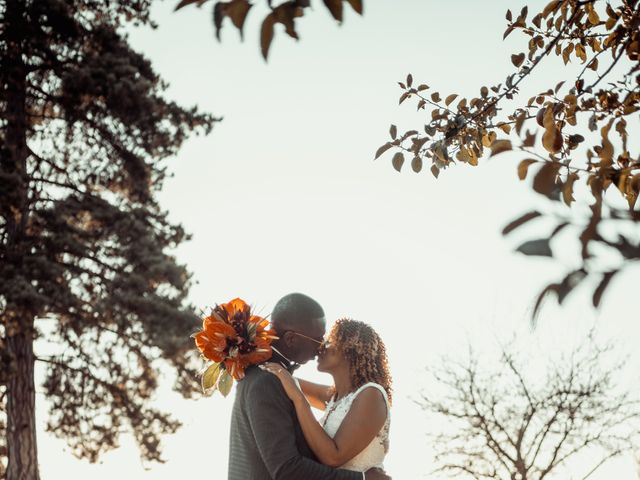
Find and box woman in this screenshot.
[261,318,392,472]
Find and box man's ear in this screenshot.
[283,331,295,349]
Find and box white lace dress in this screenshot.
[319,382,390,472]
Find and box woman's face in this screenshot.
[316,339,345,373]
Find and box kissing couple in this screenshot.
[227,292,392,480]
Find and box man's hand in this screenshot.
[365,467,391,480]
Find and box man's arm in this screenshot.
[246,371,361,480]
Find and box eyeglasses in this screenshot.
[282,330,324,346]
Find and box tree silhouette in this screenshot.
[421,338,640,480]
[0,1,218,478]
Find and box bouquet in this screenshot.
[192,298,277,396]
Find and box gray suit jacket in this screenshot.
[228,360,361,480]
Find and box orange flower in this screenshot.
[194,318,235,363]
[193,298,277,383]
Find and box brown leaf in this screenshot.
[511,53,525,67]
[575,43,587,63]
[556,269,587,304]
[214,0,253,41]
[517,159,537,180]
[532,162,561,197]
[523,129,536,147]
[592,271,618,308]
[430,165,439,178]
[260,13,276,60]
[498,123,511,134]
[323,0,343,22]
[516,238,553,257]
[542,0,560,18]
[345,0,363,14]
[392,152,404,172]
[541,108,562,153]
[532,284,560,324]
[445,94,458,106]
[175,0,208,10]
[503,25,515,40]
[406,73,413,87]
[554,80,565,94]
[562,172,579,206]
[226,0,253,36]
[482,131,497,148]
[431,92,441,102]
[502,211,542,236]
[389,124,397,140]
[411,156,422,173]
[489,139,512,157]
[599,119,614,166]
[273,2,303,40]
[515,113,526,135]
[579,202,601,259]
[374,143,392,160]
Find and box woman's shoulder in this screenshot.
[351,382,390,410]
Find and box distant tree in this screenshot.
[376,0,639,317]
[0,1,218,479]
[174,0,364,60]
[420,339,640,480]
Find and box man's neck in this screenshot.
[269,344,299,373]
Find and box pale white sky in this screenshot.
[35,1,639,479]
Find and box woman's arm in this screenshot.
[296,378,333,411]
[261,363,388,468]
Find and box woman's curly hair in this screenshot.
[328,318,392,404]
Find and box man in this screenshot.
[228,292,390,480]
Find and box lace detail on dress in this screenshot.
[319,382,390,472]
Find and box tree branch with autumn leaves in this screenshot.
[377,0,640,318]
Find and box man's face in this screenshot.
[286,316,326,364]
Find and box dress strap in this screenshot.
[353,382,390,411]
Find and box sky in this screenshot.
[34,1,639,479]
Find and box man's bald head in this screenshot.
[271,292,325,333]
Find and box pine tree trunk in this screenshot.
[6,328,40,480]
[4,0,40,479]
